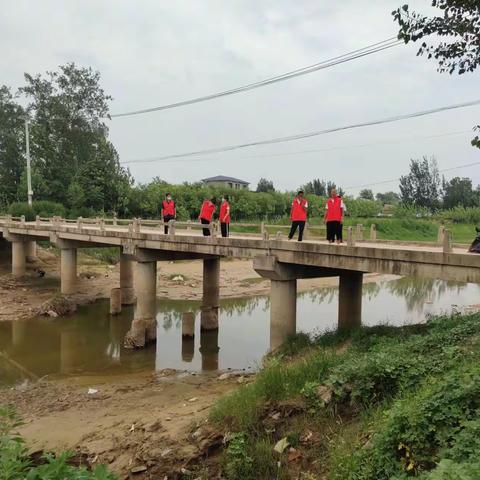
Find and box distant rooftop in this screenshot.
[202,175,249,185]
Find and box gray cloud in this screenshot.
[1,0,478,192]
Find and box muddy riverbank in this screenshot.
[0,370,247,478]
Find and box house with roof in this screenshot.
[201,175,250,190]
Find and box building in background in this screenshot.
[202,175,249,190]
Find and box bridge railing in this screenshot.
[1,215,462,249]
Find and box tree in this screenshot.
[256,178,275,193]
[442,176,477,208]
[359,189,374,200]
[19,63,132,211]
[399,156,442,210]
[393,1,480,148]
[376,191,401,205]
[0,86,25,207]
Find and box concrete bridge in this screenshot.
[1,216,478,350]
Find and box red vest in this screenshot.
[200,201,216,221]
[220,201,230,223]
[291,198,308,221]
[162,200,175,217]
[326,196,343,222]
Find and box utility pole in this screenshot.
[25,119,33,206]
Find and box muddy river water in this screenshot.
[1,276,479,387]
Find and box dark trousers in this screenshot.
[201,218,211,236]
[288,221,306,241]
[163,215,174,234]
[221,222,230,238]
[326,221,343,242]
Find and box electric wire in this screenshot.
[111,37,402,118]
[120,99,480,165]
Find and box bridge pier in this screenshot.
[201,258,220,330]
[120,252,135,305]
[60,248,77,295]
[338,271,363,330]
[26,241,37,263]
[270,279,297,350]
[124,260,157,348]
[11,241,26,277]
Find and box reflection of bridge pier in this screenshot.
[199,328,219,371]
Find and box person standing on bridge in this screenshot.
[199,196,217,236]
[324,187,346,244]
[161,193,176,234]
[288,190,308,242]
[219,195,231,238]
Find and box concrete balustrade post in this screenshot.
[60,248,77,295]
[120,253,135,305]
[438,226,446,245]
[201,258,220,330]
[347,227,355,247]
[270,279,297,350]
[12,241,26,277]
[443,229,452,254]
[338,271,363,331]
[370,224,377,241]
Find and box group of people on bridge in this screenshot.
[159,188,346,242]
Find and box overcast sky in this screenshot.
[1,0,479,193]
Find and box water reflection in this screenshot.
[1,276,479,386]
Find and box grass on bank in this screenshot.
[209,313,480,479]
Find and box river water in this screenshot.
[1,276,479,386]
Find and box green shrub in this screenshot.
[7,202,35,221]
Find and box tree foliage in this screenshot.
[393,1,480,147]
[359,189,374,201]
[256,178,275,193]
[0,63,132,213]
[399,157,442,210]
[442,176,480,208]
[302,178,345,197]
[376,191,401,205]
[0,87,25,209]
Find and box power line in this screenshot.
[111,37,402,118]
[344,161,480,192]
[121,130,471,165]
[120,99,480,165]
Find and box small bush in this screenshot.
[8,202,35,221]
[7,201,65,221]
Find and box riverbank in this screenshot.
[0,245,386,321]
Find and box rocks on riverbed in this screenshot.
[37,294,77,317]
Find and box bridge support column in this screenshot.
[11,241,26,277]
[201,257,220,330]
[338,271,363,330]
[60,248,77,295]
[26,241,37,263]
[270,279,297,351]
[124,261,157,348]
[120,253,135,305]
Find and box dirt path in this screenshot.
[1,370,246,477]
[0,246,385,321]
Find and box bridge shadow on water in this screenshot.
[1,276,479,387]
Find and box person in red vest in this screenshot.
[288,190,308,242]
[324,187,346,244]
[161,193,176,234]
[199,196,217,236]
[219,195,231,238]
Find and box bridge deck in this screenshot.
[1,219,479,283]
